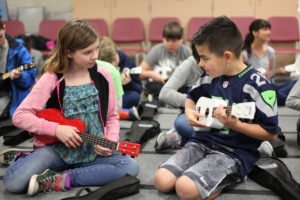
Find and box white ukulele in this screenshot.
[194,97,256,131]
[123,66,142,75]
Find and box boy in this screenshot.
[0,20,35,118]
[154,16,278,200]
[139,21,192,98]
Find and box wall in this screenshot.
[7,0,72,20]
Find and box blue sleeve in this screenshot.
[118,50,142,93]
[14,45,36,89]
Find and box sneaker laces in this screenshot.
[39,174,62,193]
[4,153,18,164]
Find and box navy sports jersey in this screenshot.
[187,65,278,177]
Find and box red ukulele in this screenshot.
[36,108,141,157]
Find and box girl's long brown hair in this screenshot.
[44,18,99,73]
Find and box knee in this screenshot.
[176,176,202,200]
[154,168,175,193]
[3,169,26,193]
[125,158,139,177]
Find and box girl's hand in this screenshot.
[185,108,206,127]
[55,125,83,148]
[214,105,239,128]
[94,145,113,156]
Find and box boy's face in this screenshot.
[163,38,183,54]
[195,44,226,78]
[0,28,6,47]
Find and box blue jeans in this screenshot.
[3,145,139,193]
[174,113,195,146]
[123,90,140,108]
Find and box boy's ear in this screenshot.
[224,51,233,64]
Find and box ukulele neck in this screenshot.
[79,132,118,150]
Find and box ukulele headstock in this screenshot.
[231,102,256,119]
[118,141,141,157]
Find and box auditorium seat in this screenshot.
[86,18,108,37]
[3,20,25,37]
[230,16,255,40]
[38,19,66,40]
[187,17,213,44]
[111,17,145,64]
[38,19,66,56]
[268,16,300,54]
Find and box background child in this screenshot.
[3,18,139,196]
[0,20,36,118]
[97,37,124,112]
[155,45,204,151]
[154,16,278,200]
[16,34,44,82]
[98,36,140,120]
[241,19,296,106]
[139,21,192,99]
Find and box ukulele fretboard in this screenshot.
[1,63,35,81]
[79,132,118,150]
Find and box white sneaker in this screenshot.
[258,141,273,157]
[154,128,181,152]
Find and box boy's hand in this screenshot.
[121,71,131,85]
[214,105,239,128]
[152,72,165,84]
[185,108,206,127]
[55,125,83,148]
[94,145,113,156]
[10,69,22,80]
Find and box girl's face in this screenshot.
[254,27,271,42]
[67,40,99,69]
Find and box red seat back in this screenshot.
[86,18,108,37]
[230,17,256,40]
[187,17,214,42]
[4,20,25,37]
[38,19,67,40]
[149,17,180,42]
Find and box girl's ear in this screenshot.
[66,50,73,59]
[224,51,233,64]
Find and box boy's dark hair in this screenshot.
[0,20,3,30]
[243,19,271,56]
[162,21,183,40]
[192,16,243,58]
[191,43,200,64]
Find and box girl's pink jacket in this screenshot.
[12,66,120,147]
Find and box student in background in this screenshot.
[0,20,36,118]
[97,37,124,113]
[154,16,278,200]
[3,19,139,196]
[139,21,192,99]
[16,34,44,81]
[98,36,140,120]
[241,19,296,106]
[155,44,204,151]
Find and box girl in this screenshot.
[241,19,295,105]
[241,19,277,79]
[3,19,139,196]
